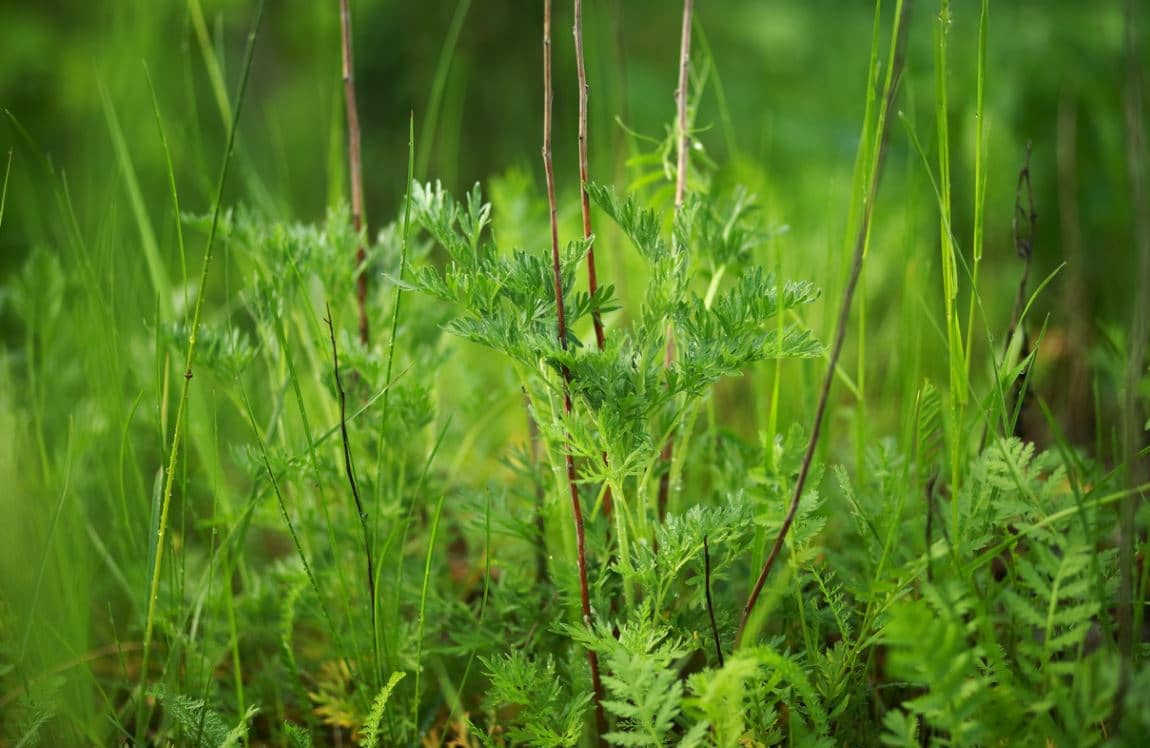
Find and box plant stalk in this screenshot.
[340,0,370,345]
[574,0,614,520]
[543,0,607,738]
[656,0,694,524]
[737,0,913,646]
[575,0,607,351]
[137,4,263,739]
[326,305,381,684]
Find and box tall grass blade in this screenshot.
[139,0,264,735]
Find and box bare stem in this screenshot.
[326,304,380,683]
[656,0,694,523]
[674,0,693,208]
[575,0,607,351]
[703,535,724,667]
[574,0,613,519]
[543,0,607,738]
[340,0,370,345]
[737,0,913,646]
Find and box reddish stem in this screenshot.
[574,0,613,519]
[673,0,694,209]
[575,0,607,351]
[543,0,607,738]
[736,0,913,646]
[340,0,370,345]
[657,0,694,523]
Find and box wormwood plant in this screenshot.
[3,0,1150,746]
[403,175,823,741]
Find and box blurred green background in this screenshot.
[2,0,1141,411]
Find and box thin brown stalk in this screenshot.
[737,0,913,646]
[574,0,606,350]
[1117,0,1150,725]
[325,304,380,680]
[656,0,694,524]
[574,0,613,519]
[543,0,607,738]
[673,0,693,209]
[340,0,370,345]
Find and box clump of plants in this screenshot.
[1,0,1148,746]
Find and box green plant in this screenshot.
[2,0,1147,746]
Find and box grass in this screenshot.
[1,1,1148,746]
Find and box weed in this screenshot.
[1,1,1147,746]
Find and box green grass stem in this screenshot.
[139,1,263,735]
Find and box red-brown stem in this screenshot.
[574,0,613,519]
[673,0,693,209]
[574,0,607,351]
[736,0,913,646]
[340,0,370,345]
[543,0,607,738]
[656,0,694,523]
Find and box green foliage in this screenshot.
[284,721,315,748]
[359,672,407,748]
[2,2,1147,747]
[149,686,259,748]
[567,612,690,746]
[482,651,592,747]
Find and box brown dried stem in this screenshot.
[673,0,693,209]
[656,0,694,524]
[340,0,370,345]
[574,0,614,519]
[543,0,607,737]
[574,0,606,350]
[737,0,913,646]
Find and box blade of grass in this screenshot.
[412,492,446,735]
[271,314,356,639]
[143,64,189,325]
[416,0,472,178]
[139,1,264,737]
[98,81,171,311]
[325,303,380,687]
[963,0,990,381]
[0,148,12,230]
[237,385,343,652]
[18,421,73,664]
[377,113,416,495]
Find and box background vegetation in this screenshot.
[1,0,1147,745]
